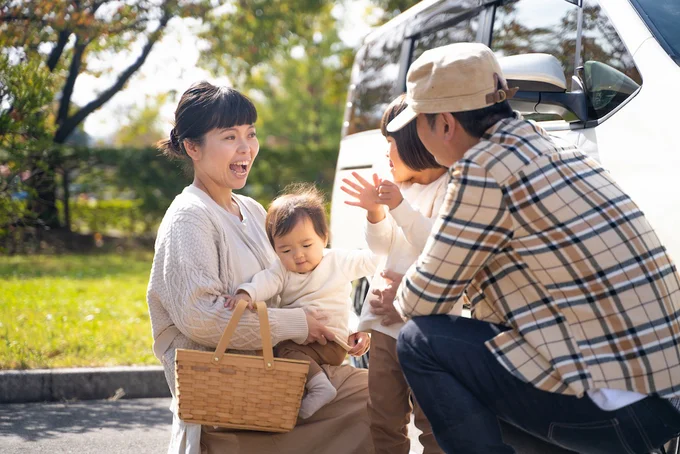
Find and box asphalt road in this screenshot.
[0,398,171,454]
[0,398,573,454]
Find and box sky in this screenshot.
[77,1,379,143]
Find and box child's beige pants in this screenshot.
[368,331,443,454]
[275,340,346,378]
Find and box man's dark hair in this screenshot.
[425,81,514,138]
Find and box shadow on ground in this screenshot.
[0,398,170,443]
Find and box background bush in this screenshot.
[3,144,339,242]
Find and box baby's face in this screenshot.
[273,217,326,274]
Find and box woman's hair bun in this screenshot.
[158,127,186,161]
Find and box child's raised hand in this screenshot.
[224,292,255,311]
[340,172,383,212]
[377,180,404,210]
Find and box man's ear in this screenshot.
[323,234,329,247]
[441,112,457,141]
[183,139,201,162]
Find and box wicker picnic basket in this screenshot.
[175,300,310,432]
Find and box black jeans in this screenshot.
[396,315,680,454]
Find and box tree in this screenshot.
[0,52,56,243]
[197,0,332,87]
[195,3,353,203]
[247,6,353,150]
[1,0,336,229]
[0,0,212,228]
[113,93,169,148]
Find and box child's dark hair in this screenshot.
[265,184,328,248]
[380,94,444,171]
[158,81,257,162]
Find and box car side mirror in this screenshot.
[499,53,588,122]
[582,60,640,118]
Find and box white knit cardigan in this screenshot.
[146,185,309,453]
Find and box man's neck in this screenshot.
[410,167,447,185]
[453,132,481,163]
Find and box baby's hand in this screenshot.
[224,292,254,311]
[340,172,383,212]
[377,180,404,210]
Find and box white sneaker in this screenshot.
[298,373,337,419]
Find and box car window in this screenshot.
[492,0,579,82]
[411,9,480,62]
[491,0,579,121]
[345,24,404,136]
[411,11,479,62]
[492,0,642,122]
[580,0,642,119]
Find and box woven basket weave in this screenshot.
[175,300,309,432]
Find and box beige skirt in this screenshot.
[200,364,375,454]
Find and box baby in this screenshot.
[225,184,379,419]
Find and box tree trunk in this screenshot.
[27,158,60,230]
[27,7,172,232]
[62,168,71,232]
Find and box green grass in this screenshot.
[0,252,158,369]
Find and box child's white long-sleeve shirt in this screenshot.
[358,172,463,339]
[237,249,380,342]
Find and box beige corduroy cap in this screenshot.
[387,42,517,132]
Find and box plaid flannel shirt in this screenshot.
[397,117,680,398]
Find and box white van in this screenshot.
[330,0,680,317]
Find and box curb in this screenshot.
[0,366,171,404]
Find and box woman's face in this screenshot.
[190,124,258,190]
[386,136,416,183]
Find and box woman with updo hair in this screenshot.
[148,81,374,453]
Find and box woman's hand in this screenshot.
[377,180,404,211]
[347,332,370,357]
[340,172,385,222]
[303,308,336,345]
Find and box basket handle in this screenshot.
[212,300,275,371]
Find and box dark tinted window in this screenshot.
[632,0,680,65]
[412,13,479,62]
[345,24,404,136]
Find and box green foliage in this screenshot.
[0,252,157,369]
[0,53,57,237]
[81,147,189,230]
[114,93,170,148]
[0,54,55,140]
[248,5,353,151]
[246,146,338,206]
[25,144,338,238]
[198,0,332,86]
[65,199,144,235]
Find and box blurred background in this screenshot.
[0,0,419,371]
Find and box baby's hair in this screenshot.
[265,183,328,248]
[380,93,444,171]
